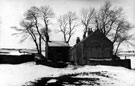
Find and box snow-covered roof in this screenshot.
[48,41,69,47]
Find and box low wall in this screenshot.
[88,59,131,69]
[0,55,35,64]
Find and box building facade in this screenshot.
[69,29,114,65]
[48,41,70,62]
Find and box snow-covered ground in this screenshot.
[0,62,135,86]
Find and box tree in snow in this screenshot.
[39,6,55,59]
[80,8,96,38]
[58,11,79,44]
[12,6,54,58]
[80,1,134,55]
[95,1,133,55]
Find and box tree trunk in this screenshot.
[44,19,49,59]
[64,33,67,43]
[83,31,87,39]
[114,41,122,55]
[45,33,49,59]
[34,40,40,54]
[39,36,42,55]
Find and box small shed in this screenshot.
[69,29,114,65]
[48,41,70,62]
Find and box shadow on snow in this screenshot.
[24,71,114,86]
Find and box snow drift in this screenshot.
[0,62,134,86]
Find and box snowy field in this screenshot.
[0,62,135,86]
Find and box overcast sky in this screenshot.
[0,0,135,49]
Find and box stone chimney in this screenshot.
[88,28,93,35]
[76,37,80,44]
[83,33,86,39]
[46,33,49,42]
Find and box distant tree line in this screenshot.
[12,1,134,57]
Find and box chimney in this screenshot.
[88,28,93,35]
[83,33,86,39]
[46,33,49,42]
[76,37,80,44]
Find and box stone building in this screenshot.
[69,29,114,65]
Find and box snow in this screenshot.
[0,62,61,86]
[71,65,135,86]
[48,41,69,47]
[9,51,23,55]
[0,62,135,86]
[0,49,28,55]
[47,79,57,83]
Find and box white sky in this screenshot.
[0,0,135,49]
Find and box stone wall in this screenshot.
[0,55,35,64]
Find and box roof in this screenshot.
[48,41,69,47]
[70,29,113,50]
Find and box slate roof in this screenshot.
[70,29,113,50]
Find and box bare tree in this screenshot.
[12,6,55,58]
[94,1,133,54]
[109,19,133,55]
[94,1,124,35]
[11,20,41,54]
[25,6,43,55]
[58,11,78,44]
[12,6,43,55]
[39,5,55,59]
[80,8,95,38]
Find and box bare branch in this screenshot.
[92,1,133,54]
[58,11,78,44]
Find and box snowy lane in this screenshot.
[0,62,135,86]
